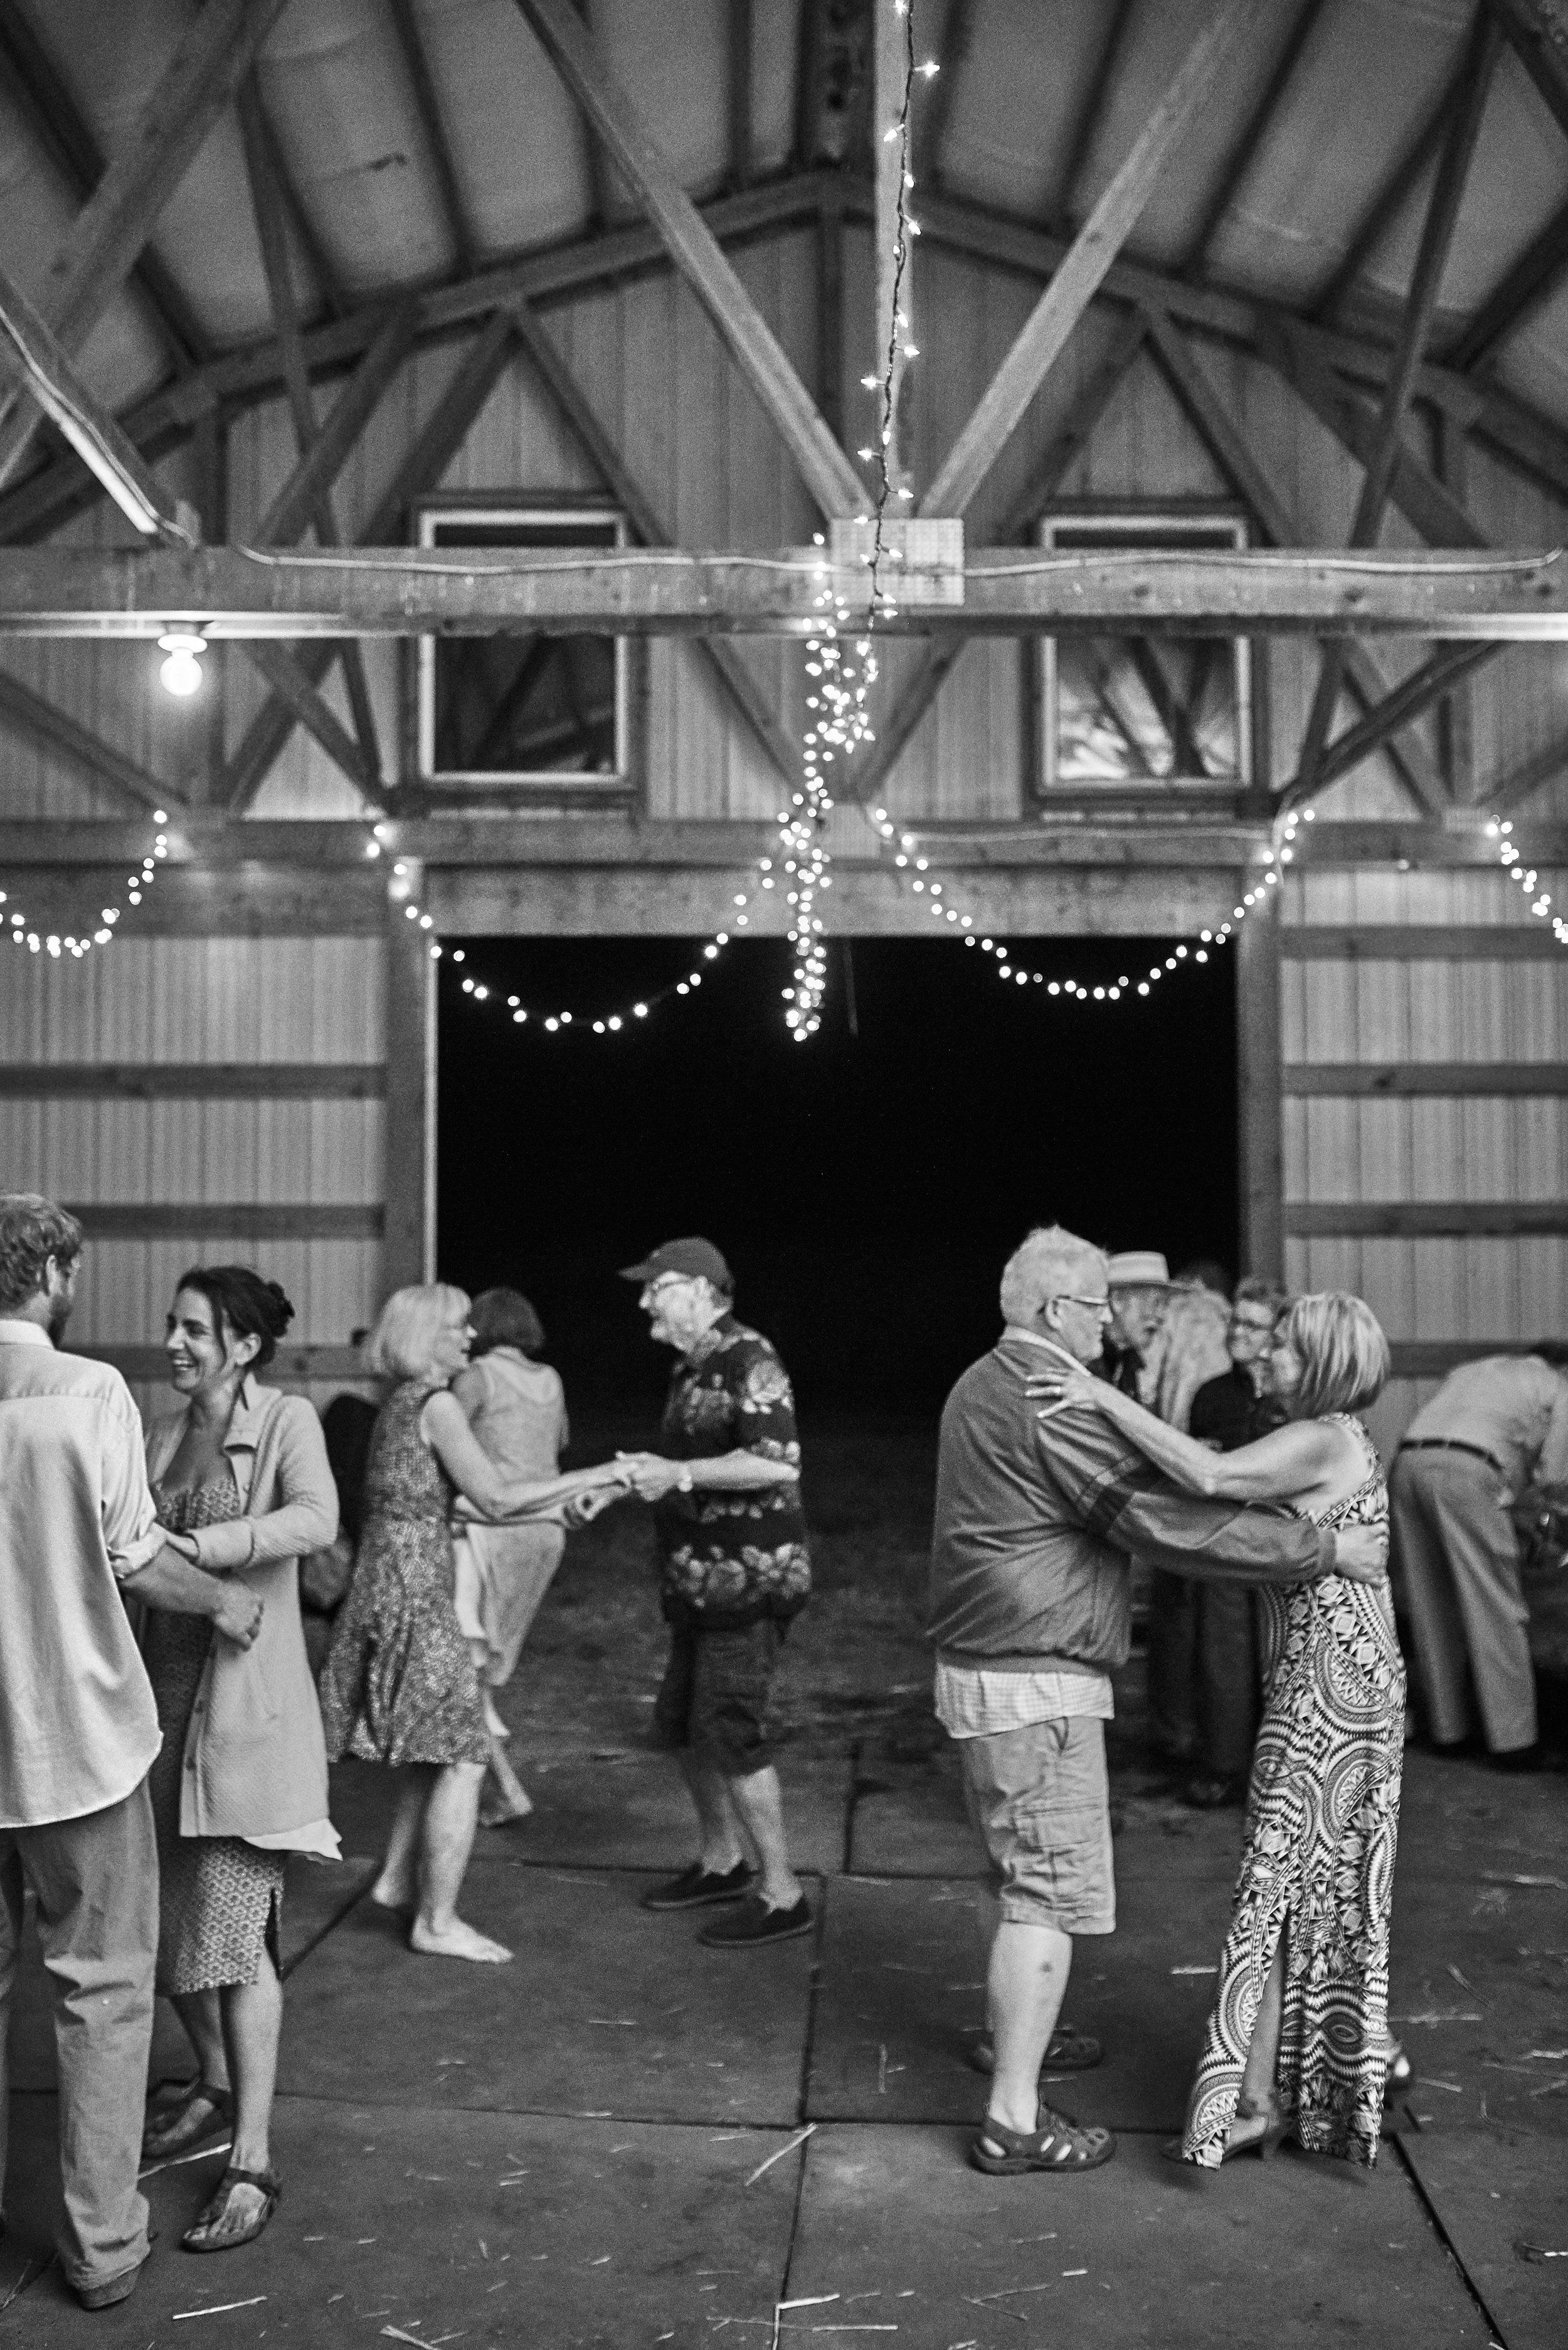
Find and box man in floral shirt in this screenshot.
[619,1237,812,1949]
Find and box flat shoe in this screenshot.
[970,2106,1116,2174]
[142,2082,233,2162]
[1383,2039,1411,2098]
[73,2251,152,2310]
[697,1893,813,1949]
[182,2166,282,2255]
[969,2023,1103,2075]
[640,1861,754,1912]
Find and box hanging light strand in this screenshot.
[1486,817,1568,945]
[3,812,171,960]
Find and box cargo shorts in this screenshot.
[957,1714,1116,1935]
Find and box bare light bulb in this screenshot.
[157,632,205,697]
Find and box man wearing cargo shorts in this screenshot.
[929,1225,1387,2176]
[619,1238,813,1950]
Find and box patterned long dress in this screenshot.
[1180,1415,1404,2167]
[318,1378,490,1768]
[146,1471,286,1992]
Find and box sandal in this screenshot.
[969,2023,1103,2075]
[1383,2038,1411,2099]
[970,2105,1116,2174]
[142,2082,233,2162]
[181,2165,282,2254]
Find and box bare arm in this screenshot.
[620,1448,801,1499]
[1029,1349,1343,1502]
[423,1391,623,1518]
[174,1398,339,1572]
[123,1545,263,1647]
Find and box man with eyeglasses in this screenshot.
[929,1226,1387,2179]
[617,1238,813,1949]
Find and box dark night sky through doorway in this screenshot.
[436,935,1237,1420]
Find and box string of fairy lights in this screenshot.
[3,810,171,958]
[1486,816,1568,947]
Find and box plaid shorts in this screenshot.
[653,1618,787,1777]
[957,1714,1116,1935]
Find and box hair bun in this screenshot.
[262,1279,295,1335]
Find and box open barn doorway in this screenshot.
[435,934,1238,1423]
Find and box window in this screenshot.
[1036,509,1251,797]
[415,502,629,791]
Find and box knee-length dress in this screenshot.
[452,1349,568,1688]
[1180,1414,1404,2167]
[145,1473,285,1994]
[318,1378,490,1768]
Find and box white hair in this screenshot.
[366,1282,470,1381]
[999,1226,1108,1329]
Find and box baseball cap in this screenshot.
[618,1236,733,1290]
[1106,1250,1175,1290]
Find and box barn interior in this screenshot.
[1,0,1567,2343]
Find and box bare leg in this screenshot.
[171,1988,229,2095]
[676,1751,752,1876]
[371,1765,432,1910]
[479,1732,533,1827]
[983,1919,1073,2138]
[724,1767,802,1910]
[408,1761,512,1964]
[1237,1934,1286,2115]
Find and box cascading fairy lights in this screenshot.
[1486,817,1568,946]
[3,811,172,959]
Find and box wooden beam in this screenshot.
[389,0,474,270]
[241,641,374,796]
[1285,1062,1568,1095]
[1140,302,1449,816]
[1308,61,1465,319]
[817,183,845,448]
[1283,926,1567,958]
[1487,0,1568,141]
[65,1203,383,1241]
[1286,1201,1568,1237]
[384,863,435,1289]
[517,0,868,519]
[85,1341,368,1385]
[1182,0,1328,274]
[251,306,416,551]
[921,0,1266,518]
[2,543,1565,639]
[1446,191,1568,371]
[1480,727,1568,812]
[252,85,348,321]
[1052,0,1137,227]
[1434,413,1476,797]
[874,0,913,502]
[0,0,208,371]
[844,312,1151,806]
[0,0,287,487]
[1288,644,1498,799]
[223,309,519,812]
[1236,880,1284,1279]
[0,666,183,817]
[0,256,193,540]
[1387,1339,1544,1376]
[509,304,797,784]
[1295,12,1500,804]
[728,0,754,190]
[914,0,973,190]
[0,1063,384,1098]
[795,0,872,169]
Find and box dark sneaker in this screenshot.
[697,1893,813,1950]
[639,1861,754,1912]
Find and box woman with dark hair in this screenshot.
[138,1266,338,2254]
[1029,1292,1404,2171]
[450,1288,570,1826]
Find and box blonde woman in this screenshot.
[319,1284,625,1963]
[1029,1292,1404,2169]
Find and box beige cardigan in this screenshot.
[146,1378,339,1850]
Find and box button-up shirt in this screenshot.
[652,1312,810,1625]
[1404,1355,1568,1497]
[0,1319,163,1827]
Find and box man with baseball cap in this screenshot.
[617,1239,813,1948]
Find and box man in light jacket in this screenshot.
[929,1225,1385,2178]
[0,1196,262,2310]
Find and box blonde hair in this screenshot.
[999,1225,1108,1328]
[366,1282,470,1381]
[1285,1291,1390,1419]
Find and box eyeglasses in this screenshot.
[1054,1292,1113,1317]
[642,1274,692,1300]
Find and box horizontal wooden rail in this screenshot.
[1387,1340,1546,1378]
[1286,1202,1568,1237]
[82,1342,371,1383]
[0,1063,385,1099]
[65,1204,384,1240]
[1283,927,1568,959]
[1284,1063,1568,1096]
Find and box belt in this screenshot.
[1398,1437,1505,1478]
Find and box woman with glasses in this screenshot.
[319,1284,627,1964]
[1029,1290,1402,2170]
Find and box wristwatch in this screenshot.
[675,1467,694,1494]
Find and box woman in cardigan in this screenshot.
[139,1267,338,2254]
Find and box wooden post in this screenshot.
[384,861,437,1291]
[874,0,911,502]
[1236,881,1284,1282]
[192,403,226,802]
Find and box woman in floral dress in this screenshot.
[319,1284,627,1964]
[1029,1292,1403,2167]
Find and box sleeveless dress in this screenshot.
[145,1470,285,1992]
[453,1351,568,1688]
[318,1379,490,1768]
[1180,1415,1404,2167]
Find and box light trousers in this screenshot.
[1390,1449,1537,1753]
[0,1780,157,2292]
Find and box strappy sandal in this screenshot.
[181,2165,282,2254]
[142,2082,233,2162]
[970,2105,1116,2174]
[969,2023,1103,2075]
[1163,2088,1286,2164]
[1383,2039,1411,2098]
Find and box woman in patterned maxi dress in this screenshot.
[319,1284,628,1964]
[1027,1291,1403,2167]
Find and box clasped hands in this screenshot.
[615,1450,692,1502]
